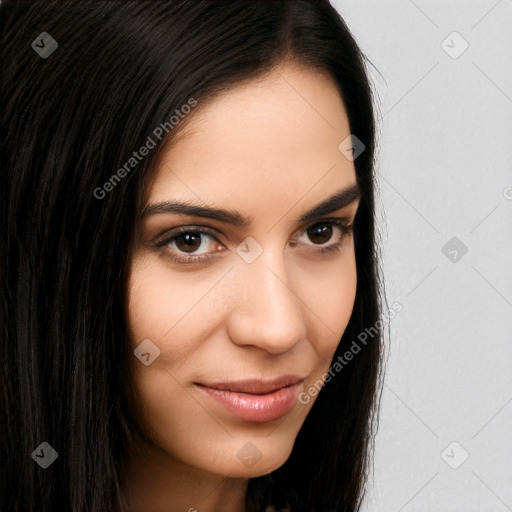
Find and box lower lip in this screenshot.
[195,382,302,423]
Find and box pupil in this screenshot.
[176,233,201,252]
[308,224,332,244]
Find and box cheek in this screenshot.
[126,257,228,464]
[125,255,222,411]
[126,254,222,349]
[296,248,357,359]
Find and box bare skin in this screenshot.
[122,60,360,512]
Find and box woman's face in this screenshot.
[127,62,360,478]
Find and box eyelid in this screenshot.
[298,216,352,234]
[153,224,220,244]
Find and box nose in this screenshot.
[226,246,307,354]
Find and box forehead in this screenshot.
[147,62,355,211]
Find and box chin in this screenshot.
[206,438,294,479]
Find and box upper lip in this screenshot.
[195,374,304,395]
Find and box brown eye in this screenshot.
[157,227,224,264]
[174,232,203,253]
[306,223,333,245]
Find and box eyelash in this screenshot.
[154,219,354,266]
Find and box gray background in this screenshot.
[331,1,512,511]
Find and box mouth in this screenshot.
[194,375,305,423]
[195,374,304,395]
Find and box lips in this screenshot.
[195,374,304,395]
[194,374,305,422]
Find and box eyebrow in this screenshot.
[141,183,360,227]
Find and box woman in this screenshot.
[1,1,386,511]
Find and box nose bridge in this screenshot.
[227,244,307,353]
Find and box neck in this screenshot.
[119,439,249,512]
